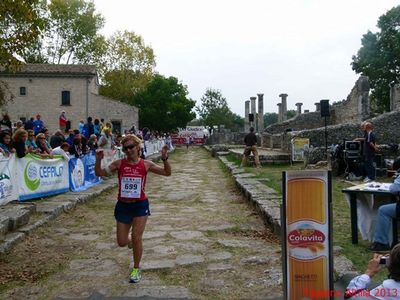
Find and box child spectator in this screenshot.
[0,130,14,157]
[12,129,28,158]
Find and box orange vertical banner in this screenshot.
[282,170,333,300]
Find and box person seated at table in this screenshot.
[369,157,400,252]
[345,243,400,299]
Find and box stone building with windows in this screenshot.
[0,64,138,134]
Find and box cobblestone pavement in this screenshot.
[1,147,283,299]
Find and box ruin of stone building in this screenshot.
[390,83,400,111]
[257,94,264,133]
[295,103,303,115]
[279,94,288,121]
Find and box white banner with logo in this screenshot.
[0,156,18,205]
[16,154,70,201]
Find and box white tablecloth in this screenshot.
[344,182,393,243]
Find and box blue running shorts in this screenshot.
[114,199,150,224]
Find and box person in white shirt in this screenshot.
[345,243,400,299]
[51,142,70,160]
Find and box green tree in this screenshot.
[196,88,236,130]
[351,5,400,112]
[232,113,244,132]
[99,30,156,102]
[264,112,278,127]
[0,0,47,104]
[133,74,196,132]
[44,0,105,64]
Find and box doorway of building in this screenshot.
[111,120,121,134]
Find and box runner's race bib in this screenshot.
[121,177,142,198]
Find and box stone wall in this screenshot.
[332,75,370,124]
[265,76,370,134]
[206,132,247,145]
[264,110,400,151]
[263,111,330,134]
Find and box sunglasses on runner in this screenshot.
[123,144,136,151]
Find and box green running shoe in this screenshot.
[129,268,141,283]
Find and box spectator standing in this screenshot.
[0,114,12,131]
[15,120,24,132]
[94,119,101,137]
[24,117,34,131]
[82,117,94,139]
[78,120,85,134]
[240,127,261,168]
[33,114,44,135]
[12,129,28,158]
[66,129,75,146]
[98,128,114,150]
[59,111,68,133]
[101,122,112,135]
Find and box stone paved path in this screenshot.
[1,147,283,299]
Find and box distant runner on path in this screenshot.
[95,134,171,283]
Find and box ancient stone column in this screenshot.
[257,94,264,133]
[315,102,321,112]
[250,96,256,128]
[277,103,282,123]
[279,93,288,121]
[295,102,303,115]
[244,100,250,132]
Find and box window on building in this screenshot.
[61,90,70,106]
[19,87,26,96]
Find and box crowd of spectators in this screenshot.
[0,113,173,160]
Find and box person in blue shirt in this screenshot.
[369,157,400,252]
[32,114,44,135]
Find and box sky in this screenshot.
[93,0,399,117]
